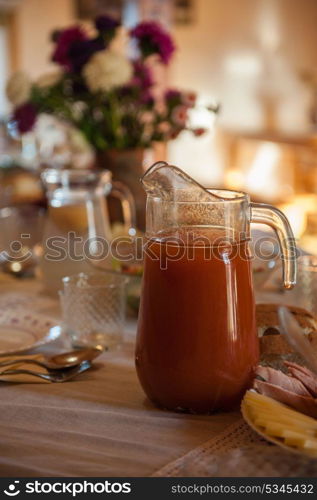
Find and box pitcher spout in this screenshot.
[140,161,222,201]
[140,161,169,196]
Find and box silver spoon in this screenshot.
[0,347,103,371]
[0,360,92,383]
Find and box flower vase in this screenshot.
[96,149,146,231]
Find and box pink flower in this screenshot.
[158,121,171,134]
[183,91,197,107]
[155,101,167,116]
[140,111,155,124]
[171,105,188,126]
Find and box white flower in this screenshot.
[83,50,133,93]
[6,71,31,106]
[36,71,62,89]
[34,114,69,155]
[34,114,94,169]
[71,101,88,120]
[109,26,129,56]
[68,129,95,169]
[69,128,91,153]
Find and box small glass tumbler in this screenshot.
[60,272,128,349]
[293,255,317,316]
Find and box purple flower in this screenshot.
[68,37,105,72]
[119,61,154,103]
[131,21,175,64]
[119,83,154,107]
[13,103,37,134]
[130,61,153,89]
[71,79,89,95]
[51,26,87,70]
[165,89,182,102]
[95,15,120,35]
[139,90,155,106]
[51,29,62,43]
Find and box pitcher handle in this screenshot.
[250,202,297,289]
[110,181,137,235]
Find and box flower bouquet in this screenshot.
[6,17,209,152]
[6,16,217,229]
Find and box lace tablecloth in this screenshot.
[154,420,317,477]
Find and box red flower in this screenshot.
[169,129,181,139]
[131,21,175,64]
[193,127,206,137]
[52,26,87,71]
[13,103,37,133]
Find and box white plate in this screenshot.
[0,309,61,355]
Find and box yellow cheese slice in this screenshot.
[242,390,317,458]
[254,419,315,437]
[251,409,317,429]
[284,434,317,450]
[244,392,317,425]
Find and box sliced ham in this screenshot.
[284,361,316,378]
[253,362,317,418]
[253,379,317,418]
[255,366,310,397]
[284,361,317,398]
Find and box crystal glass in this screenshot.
[294,255,317,316]
[0,205,45,276]
[60,271,128,350]
[40,168,135,294]
[0,205,44,252]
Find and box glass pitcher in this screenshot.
[136,162,297,413]
[40,168,135,294]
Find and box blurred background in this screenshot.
[1,0,317,256]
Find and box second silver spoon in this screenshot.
[0,347,103,371]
